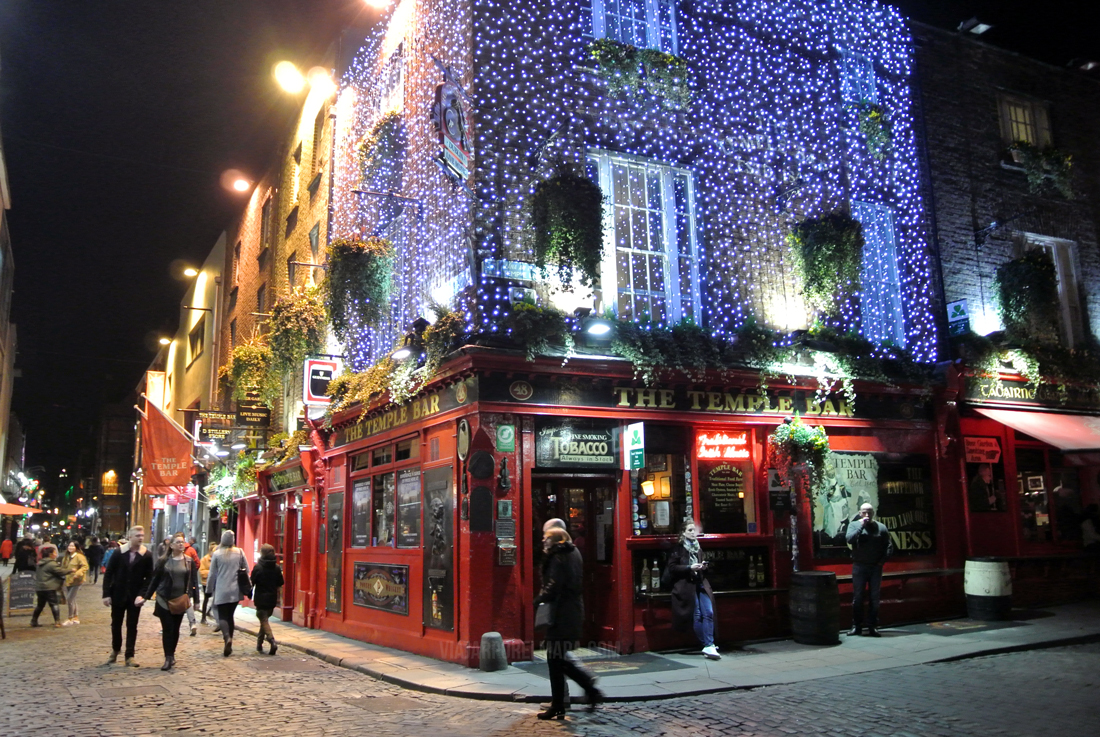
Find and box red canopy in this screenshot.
[0,502,35,515]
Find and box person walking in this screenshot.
[101,540,119,578]
[1,536,12,566]
[250,543,284,654]
[60,541,90,625]
[172,533,201,636]
[145,535,200,670]
[206,530,248,656]
[846,503,893,637]
[31,545,70,627]
[198,542,215,626]
[102,526,154,667]
[666,521,720,660]
[533,527,602,720]
[85,536,105,584]
[14,534,37,572]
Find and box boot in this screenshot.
[268,635,278,656]
[257,633,266,653]
[160,656,175,671]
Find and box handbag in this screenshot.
[167,593,191,615]
[534,601,555,629]
[236,553,252,598]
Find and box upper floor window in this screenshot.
[260,195,275,252]
[232,241,241,286]
[188,316,205,366]
[312,107,326,172]
[1020,234,1083,347]
[839,50,877,104]
[587,151,700,326]
[998,92,1051,147]
[287,254,298,287]
[309,223,321,259]
[257,284,267,314]
[379,43,405,114]
[852,200,905,347]
[229,319,237,348]
[585,0,678,55]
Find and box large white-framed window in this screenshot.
[584,0,678,55]
[379,43,405,114]
[852,200,905,347]
[1020,234,1083,347]
[587,151,701,326]
[839,50,877,104]
[997,92,1051,147]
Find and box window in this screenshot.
[852,200,905,347]
[229,319,237,349]
[292,141,303,166]
[260,195,275,251]
[587,152,700,326]
[379,43,405,113]
[350,477,371,547]
[998,92,1051,147]
[232,241,241,285]
[312,107,326,172]
[187,316,205,365]
[287,254,298,288]
[632,426,691,537]
[585,0,678,55]
[1021,234,1084,347]
[309,223,320,259]
[839,50,877,104]
[257,284,266,314]
[285,206,299,237]
[372,472,396,546]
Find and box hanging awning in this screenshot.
[975,408,1100,452]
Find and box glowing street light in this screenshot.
[274,61,306,93]
[232,178,250,192]
[307,66,337,97]
[159,337,172,346]
[183,267,199,277]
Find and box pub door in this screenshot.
[532,475,618,649]
[274,496,299,619]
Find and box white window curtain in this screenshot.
[587,152,700,326]
[852,200,905,347]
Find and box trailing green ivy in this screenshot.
[787,210,864,317]
[358,112,401,184]
[531,168,605,290]
[502,302,574,361]
[206,453,258,511]
[1009,141,1073,199]
[218,340,278,408]
[587,39,691,109]
[850,101,891,160]
[269,285,327,375]
[323,237,394,349]
[995,249,1062,346]
[952,330,1100,397]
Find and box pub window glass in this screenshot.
[372,472,396,546]
[1016,449,1051,543]
[396,437,420,461]
[1050,454,1083,543]
[373,445,393,466]
[632,426,690,536]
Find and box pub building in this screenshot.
[241,350,957,666]
[950,371,1100,605]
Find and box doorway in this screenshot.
[532,475,618,648]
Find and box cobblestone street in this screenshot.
[2,580,1097,737]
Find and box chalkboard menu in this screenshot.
[698,460,751,534]
[8,572,36,611]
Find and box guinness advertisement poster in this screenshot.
[350,478,371,547]
[811,452,935,559]
[352,562,409,615]
[422,467,454,631]
[535,419,619,468]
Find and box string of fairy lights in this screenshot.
[328,0,940,370]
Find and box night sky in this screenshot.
[0,1,1096,492]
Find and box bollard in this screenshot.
[479,631,507,672]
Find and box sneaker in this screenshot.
[701,645,721,660]
[61,619,75,626]
[190,624,198,637]
[72,618,80,625]
[106,650,119,664]
[125,657,140,668]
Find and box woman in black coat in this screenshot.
[250,543,285,655]
[533,528,603,720]
[666,521,720,660]
[144,536,200,670]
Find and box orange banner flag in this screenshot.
[141,400,194,488]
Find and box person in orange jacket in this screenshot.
[1,537,13,566]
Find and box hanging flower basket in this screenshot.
[530,168,604,290]
[787,210,864,317]
[1007,141,1073,199]
[322,236,394,347]
[766,416,831,494]
[994,249,1062,346]
[218,339,278,408]
[849,101,891,160]
[358,112,402,184]
[269,285,327,375]
[587,39,691,109]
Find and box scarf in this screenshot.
[681,536,701,568]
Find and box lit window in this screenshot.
[852,200,905,347]
[379,43,405,113]
[1021,234,1083,347]
[998,93,1051,147]
[585,0,678,55]
[839,50,877,104]
[587,151,700,326]
[188,316,205,366]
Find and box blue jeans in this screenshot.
[694,590,715,647]
[851,563,883,628]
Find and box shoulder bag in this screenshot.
[236,551,252,599]
[534,601,555,629]
[167,557,193,614]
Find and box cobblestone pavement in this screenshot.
[2,580,1097,737]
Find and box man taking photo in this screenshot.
[845,503,893,637]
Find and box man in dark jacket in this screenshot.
[845,503,893,637]
[102,526,154,666]
[85,536,105,584]
[14,534,38,572]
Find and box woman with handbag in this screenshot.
[666,521,720,660]
[206,530,249,657]
[60,540,89,625]
[250,543,284,654]
[144,535,199,670]
[533,527,603,720]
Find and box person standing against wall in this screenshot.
[666,521,720,660]
[846,503,893,637]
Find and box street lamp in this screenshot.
[274,61,307,93]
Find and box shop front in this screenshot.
[257,462,308,620]
[956,374,1100,604]
[279,352,964,665]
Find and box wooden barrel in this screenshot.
[964,558,1012,620]
[789,571,840,645]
